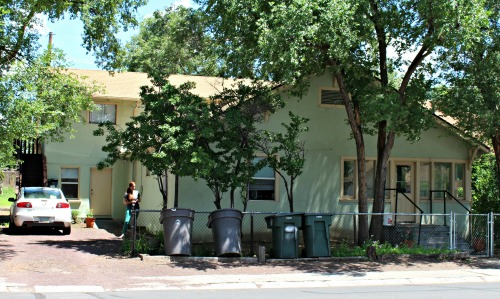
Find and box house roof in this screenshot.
[70,69,489,153]
[68,69,252,101]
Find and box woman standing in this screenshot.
[119,181,141,238]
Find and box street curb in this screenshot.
[138,252,471,263]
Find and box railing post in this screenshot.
[443,191,447,226]
[430,191,433,225]
[394,192,399,226]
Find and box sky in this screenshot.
[40,0,194,70]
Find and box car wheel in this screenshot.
[62,226,71,235]
[9,220,19,234]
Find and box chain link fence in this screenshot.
[127,210,497,257]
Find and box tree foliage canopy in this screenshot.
[433,2,499,188]
[198,0,489,243]
[1,0,146,71]
[0,49,97,166]
[123,6,223,77]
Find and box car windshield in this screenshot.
[24,189,62,200]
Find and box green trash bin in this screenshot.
[265,213,303,259]
[302,213,333,258]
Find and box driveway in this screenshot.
[1,218,500,292]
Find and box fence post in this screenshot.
[449,212,454,250]
[131,204,136,257]
[489,212,494,257]
[250,212,254,257]
[353,214,357,246]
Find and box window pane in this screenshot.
[343,160,355,197]
[248,158,275,201]
[434,162,451,199]
[61,184,78,199]
[253,162,274,178]
[90,104,116,124]
[385,165,391,199]
[420,162,430,199]
[396,165,411,193]
[366,161,374,198]
[61,168,78,179]
[455,163,465,198]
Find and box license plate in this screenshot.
[37,217,52,223]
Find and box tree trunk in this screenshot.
[174,174,179,208]
[334,71,369,246]
[370,121,395,242]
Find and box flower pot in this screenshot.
[207,209,242,257]
[473,239,486,252]
[160,208,195,256]
[85,217,96,228]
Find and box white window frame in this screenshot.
[89,103,117,124]
[60,167,79,199]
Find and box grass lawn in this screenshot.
[0,186,16,208]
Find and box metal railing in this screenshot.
[429,190,471,221]
[385,188,424,245]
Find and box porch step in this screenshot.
[384,224,477,252]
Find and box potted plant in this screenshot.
[71,210,80,224]
[402,228,416,248]
[85,209,95,228]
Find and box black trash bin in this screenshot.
[207,209,243,257]
[302,213,333,258]
[265,213,303,259]
[160,208,195,256]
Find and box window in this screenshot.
[420,162,430,199]
[366,160,375,198]
[248,158,276,201]
[90,104,116,124]
[320,89,343,106]
[433,162,451,199]
[342,159,356,198]
[454,163,465,199]
[61,168,79,199]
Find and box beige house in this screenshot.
[43,69,488,224]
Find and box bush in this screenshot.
[472,153,500,213]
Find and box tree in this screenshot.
[94,77,212,209]
[0,0,146,71]
[433,2,499,190]
[200,82,284,209]
[123,6,223,77]
[259,112,309,212]
[0,49,97,166]
[471,153,500,213]
[199,0,488,244]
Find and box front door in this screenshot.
[90,167,112,217]
[395,162,416,223]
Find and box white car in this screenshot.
[9,187,72,235]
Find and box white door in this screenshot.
[90,167,112,217]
